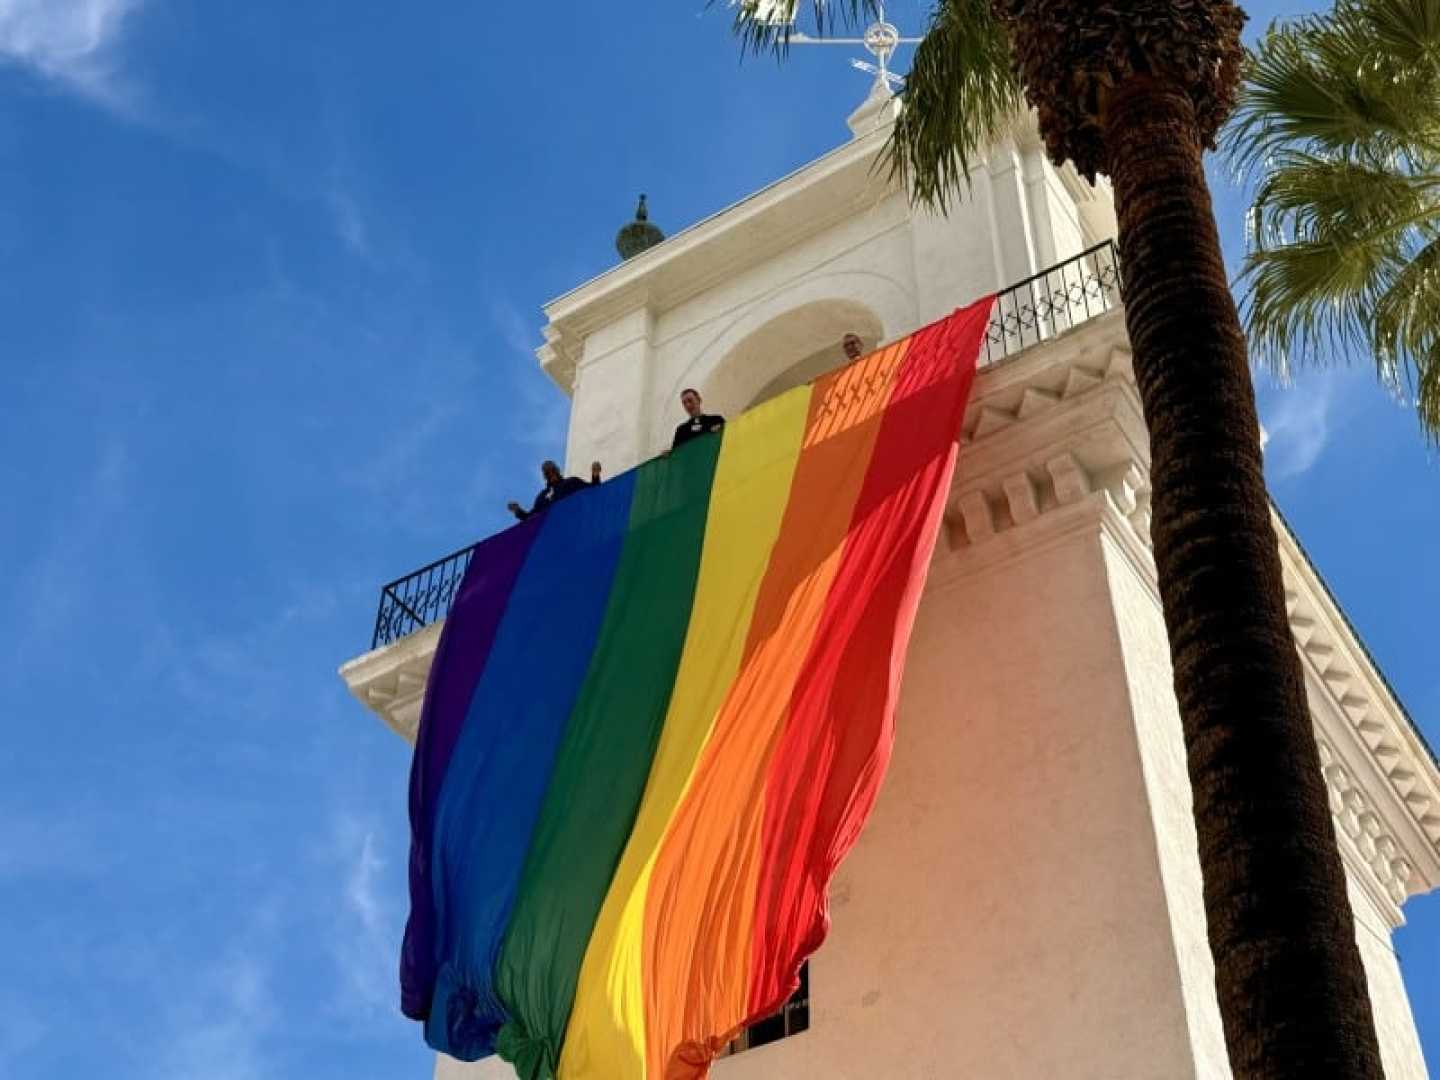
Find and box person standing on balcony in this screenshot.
[508,459,601,521]
[842,332,865,361]
[671,388,725,450]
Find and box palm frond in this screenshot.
[1362,0,1440,67]
[1227,0,1440,438]
[726,1,880,57]
[1372,234,1440,426]
[1240,238,1394,373]
[1248,151,1440,251]
[885,0,1022,211]
[1374,235,1440,355]
[1226,2,1440,176]
[1417,339,1440,432]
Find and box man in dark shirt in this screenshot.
[671,388,725,450]
[508,459,601,521]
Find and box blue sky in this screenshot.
[0,2,1434,1077]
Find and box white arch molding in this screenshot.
[659,269,919,439]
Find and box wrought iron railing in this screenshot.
[371,542,475,649]
[984,239,1121,364]
[369,244,1125,650]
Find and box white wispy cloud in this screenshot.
[489,293,538,359]
[10,438,132,672]
[0,994,47,1075]
[487,290,569,455]
[326,177,371,259]
[1259,371,1340,480]
[339,392,464,495]
[4,2,381,266]
[0,0,144,109]
[151,901,283,1080]
[0,808,118,880]
[325,810,399,1016]
[155,958,271,1080]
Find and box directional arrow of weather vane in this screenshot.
[742,2,923,90]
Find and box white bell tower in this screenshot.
[343,79,1440,1080]
[536,73,1116,482]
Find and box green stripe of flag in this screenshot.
[494,434,724,1079]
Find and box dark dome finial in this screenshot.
[616,193,664,260]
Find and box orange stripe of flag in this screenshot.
[744,301,988,1023]
[639,339,913,1078]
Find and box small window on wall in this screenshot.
[719,962,810,1059]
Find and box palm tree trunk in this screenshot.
[1101,75,1384,1078]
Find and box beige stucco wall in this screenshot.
[1102,531,1233,1077]
[704,526,1206,1079]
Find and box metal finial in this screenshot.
[616,194,665,260]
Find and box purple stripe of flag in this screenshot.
[400,516,544,1020]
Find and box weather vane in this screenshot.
[787,3,923,91]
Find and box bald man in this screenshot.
[508,459,601,521]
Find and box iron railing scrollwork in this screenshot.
[370,543,476,649]
[984,240,1121,364]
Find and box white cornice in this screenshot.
[337,621,438,745]
[537,126,903,393]
[1280,523,1440,902]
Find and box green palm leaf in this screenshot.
[727,1,880,55]
[887,0,1021,209]
[1226,0,1440,437]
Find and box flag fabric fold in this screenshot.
[400,297,991,1078]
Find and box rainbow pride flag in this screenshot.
[401,297,990,1078]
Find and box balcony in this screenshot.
[365,241,1123,654]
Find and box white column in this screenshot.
[983,137,1041,284]
[564,305,655,476]
[1345,877,1431,1079]
[1020,142,1059,269]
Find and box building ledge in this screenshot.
[338,620,441,743]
